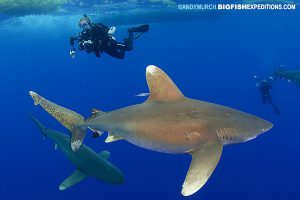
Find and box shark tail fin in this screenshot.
[29,91,86,151]
[28,113,47,138]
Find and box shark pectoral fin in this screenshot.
[145,65,185,102]
[59,170,88,191]
[181,143,223,196]
[105,132,123,143]
[98,150,110,159]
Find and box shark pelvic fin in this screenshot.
[29,91,87,152]
[181,143,223,196]
[145,65,184,102]
[59,170,88,191]
[98,150,110,159]
[105,132,123,143]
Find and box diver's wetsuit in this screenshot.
[257,79,280,114]
[70,23,133,59]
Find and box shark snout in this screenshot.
[258,120,273,134]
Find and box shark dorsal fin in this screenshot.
[145,65,184,102]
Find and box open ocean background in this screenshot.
[0,0,300,199]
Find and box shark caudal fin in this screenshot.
[182,143,223,196]
[28,114,47,138]
[29,91,86,151]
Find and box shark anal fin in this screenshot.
[145,65,184,102]
[98,150,110,159]
[105,132,123,143]
[59,170,88,191]
[182,143,223,196]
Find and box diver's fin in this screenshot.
[59,170,88,191]
[98,150,110,159]
[29,91,87,151]
[28,114,47,138]
[105,132,123,143]
[129,24,149,33]
[181,143,223,196]
[145,65,184,102]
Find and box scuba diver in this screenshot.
[255,76,280,115]
[70,15,150,59]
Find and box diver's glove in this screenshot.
[70,48,76,59]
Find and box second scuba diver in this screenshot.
[255,76,280,115]
[70,15,149,59]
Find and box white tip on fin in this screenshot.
[29,91,42,105]
[145,65,184,102]
[181,143,223,196]
[71,140,82,152]
[146,65,157,74]
[105,133,123,143]
[59,170,87,191]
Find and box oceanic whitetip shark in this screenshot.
[29,65,273,196]
[29,114,125,190]
[274,68,300,84]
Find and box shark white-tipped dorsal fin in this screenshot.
[146,65,184,102]
[182,143,223,196]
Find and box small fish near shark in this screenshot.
[29,114,125,190]
[29,65,272,196]
[134,92,149,97]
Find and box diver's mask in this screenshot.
[79,17,91,30]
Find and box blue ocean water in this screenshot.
[0,1,300,200]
